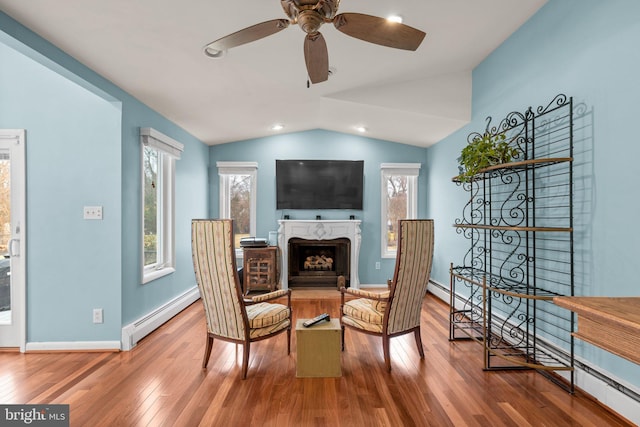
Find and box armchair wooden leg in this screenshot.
[383,336,391,372]
[242,342,250,379]
[202,334,214,369]
[414,328,425,359]
[340,293,345,351]
[287,298,292,355]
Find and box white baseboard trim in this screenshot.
[427,279,449,301]
[121,286,200,351]
[428,278,640,425]
[574,363,640,425]
[359,283,387,289]
[26,341,121,352]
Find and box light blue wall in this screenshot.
[0,42,122,341]
[120,102,209,326]
[0,11,209,342]
[426,0,640,389]
[209,129,428,284]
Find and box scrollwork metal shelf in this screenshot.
[452,266,565,299]
[454,224,572,233]
[449,94,575,393]
[450,267,574,372]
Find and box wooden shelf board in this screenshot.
[452,157,573,182]
[554,297,640,365]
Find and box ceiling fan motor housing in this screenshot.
[281,0,340,28]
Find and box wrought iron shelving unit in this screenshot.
[449,94,575,392]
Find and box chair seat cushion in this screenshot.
[246,302,290,329]
[250,318,291,339]
[342,298,384,333]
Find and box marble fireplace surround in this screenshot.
[277,220,361,290]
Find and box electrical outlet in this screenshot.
[93,308,103,324]
[84,206,103,220]
[375,262,381,270]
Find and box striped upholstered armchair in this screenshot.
[191,219,292,379]
[340,219,434,371]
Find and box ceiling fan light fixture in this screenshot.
[297,10,325,34]
[204,47,226,58]
[387,15,403,24]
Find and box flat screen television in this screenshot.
[276,160,364,210]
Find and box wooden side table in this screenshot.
[243,246,278,294]
[296,318,342,377]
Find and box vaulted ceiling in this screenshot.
[0,1,547,147]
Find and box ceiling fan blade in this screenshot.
[333,13,426,51]
[204,19,290,55]
[304,33,329,84]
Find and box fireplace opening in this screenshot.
[288,238,350,287]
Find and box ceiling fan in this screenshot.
[203,0,426,84]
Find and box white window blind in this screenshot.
[140,127,184,159]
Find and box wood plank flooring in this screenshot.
[0,291,633,426]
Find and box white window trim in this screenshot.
[380,163,421,258]
[141,128,183,284]
[217,161,258,258]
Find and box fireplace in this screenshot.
[277,220,361,289]
[288,238,350,287]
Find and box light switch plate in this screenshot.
[84,206,103,220]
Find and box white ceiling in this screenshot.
[0,0,546,147]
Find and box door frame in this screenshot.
[0,129,26,352]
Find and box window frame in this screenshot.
[140,127,183,284]
[380,163,421,258]
[217,161,258,258]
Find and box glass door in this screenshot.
[0,130,26,350]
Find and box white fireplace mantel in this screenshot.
[277,220,361,290]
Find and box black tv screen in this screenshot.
[276,160,364,210]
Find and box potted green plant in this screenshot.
[457,132,518,182]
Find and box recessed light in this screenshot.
[387,15,403,24]
[271,124,284,131]
[356,126,367,133]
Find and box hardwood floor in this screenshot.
[0,291,633,426]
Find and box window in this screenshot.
[141,128,183,284]
[381,163,421,258]
[217,162,257,255]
